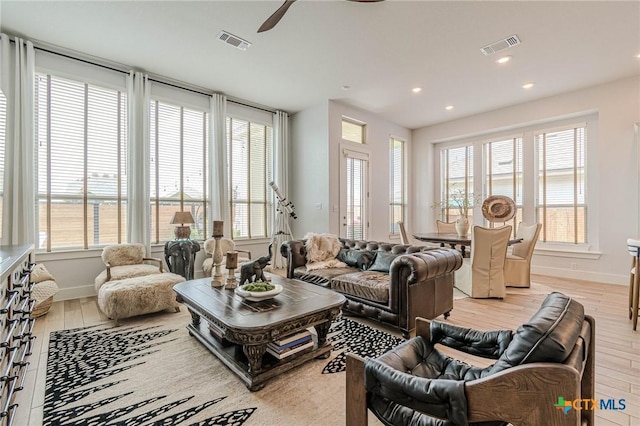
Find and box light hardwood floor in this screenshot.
[19,275,640,425]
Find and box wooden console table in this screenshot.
[0,244,35,425]
[173,274,345,391]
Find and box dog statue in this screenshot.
[239,244,272,286]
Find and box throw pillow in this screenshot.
[31,263,56,284]
[367,252,399,273]
[336,249,375,270]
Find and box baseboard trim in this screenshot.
[531,265,627,286]
[56,285,97,301]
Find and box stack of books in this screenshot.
[266,330,314,360]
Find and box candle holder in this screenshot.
[225,250,238,289]
[211,235,224,287]
[225,267,237,289]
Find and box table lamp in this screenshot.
[170,211,195,239]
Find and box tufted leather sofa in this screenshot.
[280,238,463,337]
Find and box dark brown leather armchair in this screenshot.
[346,292,595,426]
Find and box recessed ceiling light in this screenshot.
[412,87,422,93]
[341,85,351,91]
[445,105,454,110]
[522,82,534,89]
[496,56,511,64]
[636,53,640,58]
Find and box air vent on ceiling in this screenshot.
[480,34,521,56]
[218,31,251,51]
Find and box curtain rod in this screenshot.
[5,33,282,115]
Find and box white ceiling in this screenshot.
[1,0,639,129]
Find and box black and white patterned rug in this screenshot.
[44,317,403,425]
[44,325,255,425]
[324,317,404,374]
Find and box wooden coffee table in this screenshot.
[173,274,346,391]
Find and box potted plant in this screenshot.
[437,187,479,237]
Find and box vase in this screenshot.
[455,217,470,237]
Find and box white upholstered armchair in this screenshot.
[202,238,252,277]
[504,222,542,288]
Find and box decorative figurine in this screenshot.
[239,244,272,286]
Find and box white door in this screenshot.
[340,148,369,240]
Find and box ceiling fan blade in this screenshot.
[258,0,297,33]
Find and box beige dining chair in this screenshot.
[397,221,410,245]
[469,225,512,298]
[504,222,542,288]
[627,238,640,331]
[436,219,457,233]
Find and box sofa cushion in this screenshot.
[31,263,56,283]
[336,248,376,270]
[293,266,359,287]
[368,252,399,273]
[330,271,390,304]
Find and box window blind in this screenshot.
[35,73,128,251]
[484,137,523,232]
[536,125,586,243]
[389,137,405,234]
[149,100,208,243]
[440,145,474,221]
[345,155,368,240]
[227,117,273,239]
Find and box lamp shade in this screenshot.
[170,211,195,225]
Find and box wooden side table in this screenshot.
[164,239,201,280]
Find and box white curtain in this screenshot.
[271,110,290,268]
[1,35,36,246]
[209,94,230,237]
[126,71,151,253]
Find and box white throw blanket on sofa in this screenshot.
[304,232,347,271]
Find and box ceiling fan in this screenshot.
[258,0,384,33]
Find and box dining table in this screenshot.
[413,232,523,258]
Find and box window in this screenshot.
[484,136,523,233]
[389,137,405,234]
[227,117,273,239]
[438,119,591,250]
[149,101,209,243]
[342,149,369,240]
[0,91,5,240]
[35,74,127,251]
[342,117,365,144]
[440,145,474,221]
[536,125,586,243]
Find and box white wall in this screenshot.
[326,101,412,241]
[290,102,331,236]
[290,100,412,241]
[413,76,640,285]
